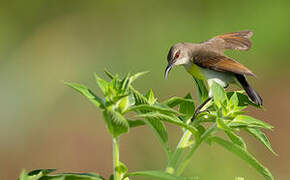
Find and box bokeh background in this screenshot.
[1,0,290,179]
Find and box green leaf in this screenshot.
[115,161,128,175]
[162,97,195,108]
[229,92,239,107]
[18,169,105,180]
[217,117,232,132]
[229,115,273,130]
[108,76,120,95]
[109,174,114,180]
[224,131,247,150]
[120,73,131,91]
[145,89,156,105]
[65,82,104,108]
[235,177,244,180]
[179,93,195,120]
[196,125,206,135]
[102,108,129,137]
[129,87,170,152]
[130,87,148,105]
[117,96,129,113]
[125,170,198,180]
[128,119,146,128]
[40,173,105,180]
[18,169,56,180]
[211,82,227,108]
[194,112,216,123]
[138,113,199,139]
[244,128,277,155]
[145,117,168,143]
[209,136,274,180]
[193,77,208,103]
[227,91,261,108]
[216,118,246,149]
[28,169,56,176]
[126,104,181,115]
[130,71,149,82]
[104,69,114,79]
[95,74,109,94]
[18,170,29,180]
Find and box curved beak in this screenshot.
[164,63,173,79]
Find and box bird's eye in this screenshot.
[174,52,180,59]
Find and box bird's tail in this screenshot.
[235,74,263,105]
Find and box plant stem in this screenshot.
[175,123,217,175]
[166,130,192,174]
[113,137,121,180]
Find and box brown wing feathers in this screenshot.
[206,30,253,51]
[194,54,255,76]
[195,30,255,76]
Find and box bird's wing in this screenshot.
[193,52,255,76]
[202,30,253,53]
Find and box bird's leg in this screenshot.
[191,97,212,121]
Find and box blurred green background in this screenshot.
[1,0,289,179]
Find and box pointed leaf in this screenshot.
[103,109,129,137]
[145,118,168,143]
[126,104,181,115]
[217,117,232,131]
[18,169,105,180]
[18,169,57,180]
[227,91,261,108]
[179,93,195,120]
[130,71,149,82]
[244,128,277,155]
[145,89,156,105]
[18,170,29,180]
[210,136,274,180]
[193,77,208,103]
[43,173,105,180]
[121,73,131,91]
[125,170,198,180]
[224,131,247,150]
[95,74,109,94]
[138,113,199,138]
[128,119,146,128]
[128,87,170,152]
[163,97,195,108]
[27,169,56,176]
[104,69,114,79]
[118,96,129,113]
[130,87,148,105]
[229,115,273,129]
[229,92,239,107]
[211,82,227,108]
[65,82,104,108]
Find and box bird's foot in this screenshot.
[191,109,210,121]
[191,97,212,122]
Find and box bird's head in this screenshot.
[165,43,192,79]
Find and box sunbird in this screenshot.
[165,30,262,115]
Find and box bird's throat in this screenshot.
[184,63,205,80]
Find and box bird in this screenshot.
[165,30,262,115]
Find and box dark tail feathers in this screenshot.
[235,74,263,106]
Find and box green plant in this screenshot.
[18,71,276,180]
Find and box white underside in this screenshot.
[183,63,240,97]
[200,68,236,87]
[200,68,238,97]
